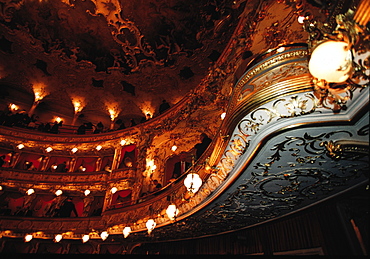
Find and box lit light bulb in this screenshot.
[46,147,53,153]
[100,231,109,241]
[17,144,25,149]
[55,189,63,196]
[54,234,63,243]
[171,145,177,152]
[84,189,90,196]
[297,16,305,24]
[111,187,118,194]
[309,40,353,83]
[123,226,131,238]
[276,46,285,53]
[146,219,156,235]
[24,234,33,242]
[82,234,90,243]
[166,204,179,221]
[184,173,203,193]
[26,189,35,195]
[71,147,78,153]
[120,139,127,146]
[96,145,102,151]
[220,112,226,120]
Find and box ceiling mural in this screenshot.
[0,0,241,125]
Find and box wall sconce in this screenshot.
[100,231,109,241]
[54,117,62,123]
[34,91,43,102]
[123,226,131,238]
[146,219,156,235]
[9,103,19,112]
[184,173,202,193]
[166,204,179,221]
[73,101,83,113]
[71,98,85,126]
[304,0,369,111]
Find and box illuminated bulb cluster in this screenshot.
[184,173,203,193]
[9,103,19,111]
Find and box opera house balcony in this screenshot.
[0,0,368,255]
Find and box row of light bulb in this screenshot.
[22,226,132,243]
[16,139,129,152]
[21,206,179,243]
[20,188,91,197]
[4,172,198,242]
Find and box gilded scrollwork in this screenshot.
[197,125,368,232]
[0,0,23,22]
[235,49,309,102]
[217,93,318,178]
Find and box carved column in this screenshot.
[111,147,122,171]
[95,157,102,171]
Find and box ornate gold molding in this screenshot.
[321,140,369,160]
